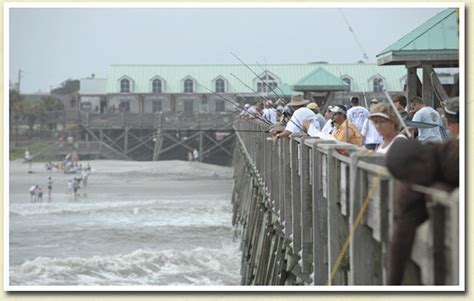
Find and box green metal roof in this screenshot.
[377,8,459,65]
[291,67,349,91]
[278,83,300,96]
[106,63,407,94]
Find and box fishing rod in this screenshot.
[255,60,290,103]
[229,72,307,133]
[230,52,288,104]
[229,73,269,105]
[195,82,273,127]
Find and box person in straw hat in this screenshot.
[272,95,318,143]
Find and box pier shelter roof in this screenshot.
[291,68,349,92]
[377,8,459,67]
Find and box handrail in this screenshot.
[231,119,459,286]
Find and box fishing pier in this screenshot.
[231,119,459,285]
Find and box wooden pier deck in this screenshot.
[231,119,459,286]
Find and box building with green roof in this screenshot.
[80,63,408,113]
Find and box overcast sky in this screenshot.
[8,5,447,93]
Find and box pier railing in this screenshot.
[232,119,459,286]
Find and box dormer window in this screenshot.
[215,79,225,93]
[184,79,194,93]
[342,78,351,91]
[152,79,162,94]
[257,75,278,93]
[373,78,384,92]
[120,79,130,93]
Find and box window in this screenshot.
[215,79,225,93]
[120,101,130,112]
[373,78,384,92]
[120,79,130,93]
[152,100,162,113]
[342,78,351,91]
[201,98,208,105]
[256,75,278,93]
[184,100,194,112]
[215,100,225,112]
[152,79,162,94]
[184,79,194,93]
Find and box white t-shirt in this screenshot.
[315,113,326,130]
[307,123,337,140]
[262,108,277,125]
[321,119,335,135]
[376,134,407,154]
[285,107,317,134]
[347,106,369,132]
[361,119,383,145]
[412,106,443,143]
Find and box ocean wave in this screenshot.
[9,246,241,286]
[9,198,230,217]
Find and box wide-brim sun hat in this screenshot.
[443,97,459,117]
[288,95,310,107]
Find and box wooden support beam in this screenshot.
[124,127,129,154]
[200,133,235,158]
[126,130,155,152]
[406,67,418,107]
[159,131,202,155]
[199,131,204,162]
[430,70,450,105]
[153,129,163,161]
[422,64,434,107]
[203,132,234,157]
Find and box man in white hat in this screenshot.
[262,100,277,125]
[273,95,318,143]
[330,104,362,145]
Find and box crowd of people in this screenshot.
[27,155,92,203]
[240,93,460,285]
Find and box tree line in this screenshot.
[9,79,80,137]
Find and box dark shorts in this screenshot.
[365,143,379,150]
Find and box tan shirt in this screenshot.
[332,119,362,145]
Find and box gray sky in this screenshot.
[9,6,445,93]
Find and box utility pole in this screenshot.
[17,69,23,93]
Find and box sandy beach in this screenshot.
[9,159,234,202]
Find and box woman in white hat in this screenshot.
[369,103,406,154]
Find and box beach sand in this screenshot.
[9,159,234,203]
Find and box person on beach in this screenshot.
[36,186,44,203]
[24,148,33,170]
[29,185,38,202]
[192,149,199,161]
[81,169,89,188]
[73,178,80,200]
[67,179,74,200]
[47,177,53,201]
